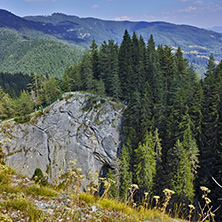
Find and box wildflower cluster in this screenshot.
[188,204,195,222]
[198,186,216,222]
[162,188,175,215]
[127,184,139,206]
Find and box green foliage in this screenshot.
[1,28,222,220]
[0,28,82,79]
[14,115,31,123]
[81,50,94,91]
[119,144,132,201]
[64,63,82,91]
[26,185,58,198]
[99,40,121,98]
[32,168,48,186]
[0,72,32,98]
[167,140,194,203]
[106,169,118,199]
[134,131,156,195]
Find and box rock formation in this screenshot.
[0,92,125,185]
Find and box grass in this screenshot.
[25,185,58,198]
[1,194,41,221]
[78,192,177,222]
[0,164,190,222]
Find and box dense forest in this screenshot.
[0,30,222,220]
[0,28,82,78]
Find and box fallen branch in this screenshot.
[202,205,221,222]
[212,177,222,188]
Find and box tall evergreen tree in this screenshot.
[119,143,132,201]
[167,140,194,203]
[99,40,120,98]
[43,76,61,104]
[64,63,82,91]
[131,32,141,92]
[80,50,94,91]
[90,39,100,80]
[118,30,133,101]
[158,45,176,108]
[139,81,153,139]
[199,54,218,188]
[146,35,164,133]
[62,72,71,92]
[16,90,34,116]
[134,131,156,195]
[138,35,147,91]
[179,107,199,181]
[153,128,164,194]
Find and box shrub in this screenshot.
[32,168,48,186]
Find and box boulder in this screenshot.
[0,92,125,185]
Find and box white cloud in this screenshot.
[178,6,197,12]
[114,16,131,21]
[92,4,99,8]
[194,1,203,4]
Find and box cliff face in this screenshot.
[0,92,125,184]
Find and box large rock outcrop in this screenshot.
[0,92,125,185]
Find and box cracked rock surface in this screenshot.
[0,92,125,185]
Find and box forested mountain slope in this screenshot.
[0,28,82,78]
[0,9,222,76]
[24,11,222,76]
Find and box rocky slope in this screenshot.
[0,92,125,186]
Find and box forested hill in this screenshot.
[0,9,222,76]
[22,11,222,75]
[0,28,82,79]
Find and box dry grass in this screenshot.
[0,165,189,222]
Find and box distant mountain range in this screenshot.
[208,26,222,34]
[1,9,222,77]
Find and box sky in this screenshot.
[1,0,222,28]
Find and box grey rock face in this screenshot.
[0,92,125,185]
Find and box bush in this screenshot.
[14,115,30,123]
[32,168,48,186]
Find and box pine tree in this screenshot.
[139,81,153,139]
[134,131,156,195]
[27,73,43,108]
[43,76,61,104]
[138,35,147,91]
[93,79,106,96]
[146,35,164,133]
[199,54,219,188]
[118,30,133,101]
[80,50,94,91]
[188,82,203,143]
[179,107,199,181]
[64,63,82,91]
[62,72,71,92]
[174,46,189,88]
[153,128,164,194]
[119,144,132,201]
[17,90,34,116]
[90,39,100,80]
[99,40,120,98]
[167,140,194,203]
[158,45,176,108]
[131,32,141,92]
[0,87,15,119]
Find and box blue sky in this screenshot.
[1,0,222,28]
